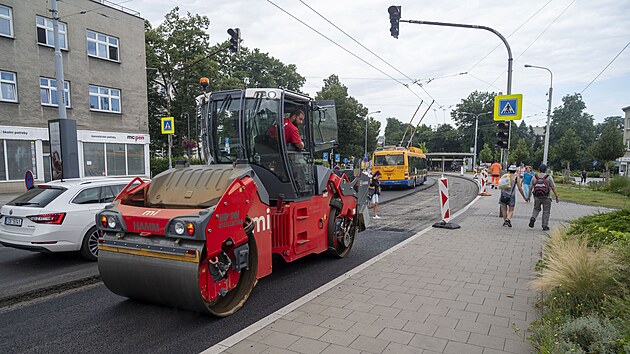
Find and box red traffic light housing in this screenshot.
[496,122,509,149]
[227,28,241,53]
[388,6,401,39]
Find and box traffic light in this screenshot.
[496,122,509,149]
[172,134,179,148]
[227,28,241,53]
[388,6,401,38]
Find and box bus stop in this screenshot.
[425,152,474,172]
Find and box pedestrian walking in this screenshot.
[526,164,560,231]
[580,169,587,184]
[517,162,526,176]
[522,166,535,202]
[369,170,382,219]
[490,161,502,189]
[498,165,526,227]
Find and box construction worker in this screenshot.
[490,160,502,189]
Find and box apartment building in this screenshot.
[0,0,148,192]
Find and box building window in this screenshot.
[0,5,13,38]
[0,140,37,181]
[127,144,145,175]
[40,77,71,108]
[86,30,119,61]
[83,143,145,177]
[106,143,126,175]
[36,16,67,49]
[89,85,121,113]
[0,70,17,102]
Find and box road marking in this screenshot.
[201,194,482,354]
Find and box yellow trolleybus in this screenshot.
[372,146,428,188]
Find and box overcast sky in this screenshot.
[123,0,629,133]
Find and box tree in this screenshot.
[315,75,377,158]
[595,116,623,137]
[510,138,532,166]
[384,117,409,146]
[479,143,493,164]
[549,93,595,168]
[592,121,625,180]
[427,124,462,152]
[451,91,496,153]
[556,128,581,181]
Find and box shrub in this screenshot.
[557,315,626,353]
[530,231,619,314]
[150,157,206,177]
[567,209,630,245]
[588,171,601,178]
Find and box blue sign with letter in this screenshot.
[343,158,348,163]
[335,154,340,162]
[323,152,329,160]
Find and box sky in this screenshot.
[118,0,629,133]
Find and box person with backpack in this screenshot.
[526,164,559,231]
[499,165,526,228]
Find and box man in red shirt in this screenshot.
[285,110,304,150]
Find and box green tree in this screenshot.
[384,117,408,146]
[549,93,595,168]
[556,128,581,181]
[592,121,625,180]
[510,138,532,166]
[451,91,496,153]
[428,124,461,152]
[595,116,623,136]
[479,143,493,164]
[315,75,377,158]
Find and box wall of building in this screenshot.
[0,0,149,191]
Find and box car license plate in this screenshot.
[4,216,22,227]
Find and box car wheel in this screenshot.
[80,226,100,261]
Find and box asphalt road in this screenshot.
[0,175,477,354]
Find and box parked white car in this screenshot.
[0,178,142,261]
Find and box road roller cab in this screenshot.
[96,88,370,316]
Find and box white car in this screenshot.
[0,178,141,261]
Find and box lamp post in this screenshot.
[462,111,492,169]
[524,64,553,165]
[365,110,381,159]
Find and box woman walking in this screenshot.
[369,171,382,219]
[499,165,526,227]
[521,166,535,202]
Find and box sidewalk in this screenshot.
[212,185,609,354]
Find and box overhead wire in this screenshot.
[580,40,630,94]
[266,0,427,103]
[467,0,554,72]
[298,0,444,107]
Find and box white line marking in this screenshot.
[201,195,481,354]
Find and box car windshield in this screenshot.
[374,154,405,166]
[7,186,67,207]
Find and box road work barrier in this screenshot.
[432,176,460,229]
[478,169,491,196]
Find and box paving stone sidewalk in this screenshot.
[221,185,609,354]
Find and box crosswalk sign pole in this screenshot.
[168,134,172,169]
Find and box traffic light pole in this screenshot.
[399,18,514,166]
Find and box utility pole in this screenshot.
[524,64,553,165]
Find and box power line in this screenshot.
[581,40,630,93]
[484,0,576,90]
[298,0,444,106]
[467,0,554,72]
[266,0,428,104]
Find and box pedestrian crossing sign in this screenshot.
[161,117,175,134]
[493,94,523,121]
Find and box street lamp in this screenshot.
[462,111,492,169]
[524,64,553,165]
[365,110,381,159]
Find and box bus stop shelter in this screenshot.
[425,152,474,172]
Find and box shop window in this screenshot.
[83,142,105,177]
[40,77,71,108]
[127,144,145,175]
[0,70,17,102]
[89,85,121,113]
[0,5,13,38]
[106,143,126,176]
[86,30,119,61]
[4,140,37,181]
[36,16,67,49]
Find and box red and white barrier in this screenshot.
[473,167,478,179]
[478,169,491,196]
[439,176,451,222]
[433,176,460,229]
